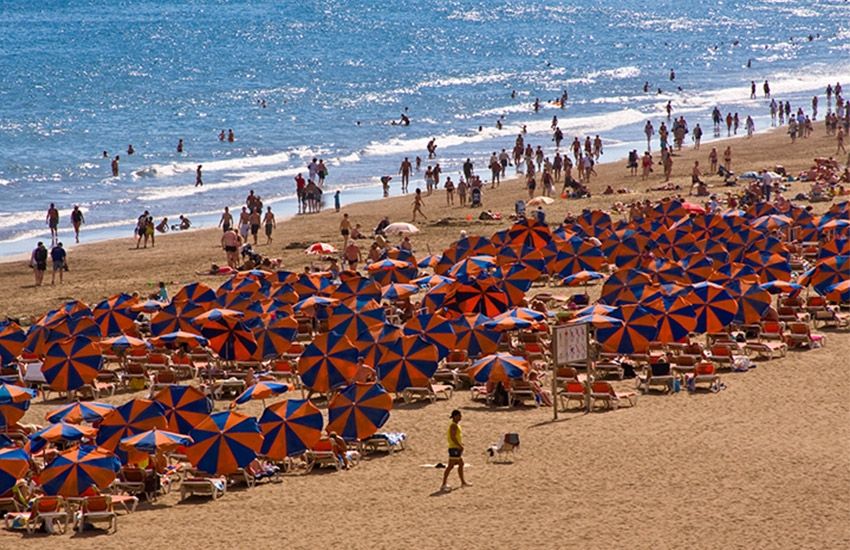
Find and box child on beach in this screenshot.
[412,188,427,222]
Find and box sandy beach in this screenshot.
[2,123,850,550]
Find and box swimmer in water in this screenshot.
[127,144,135,155]
[177,139,183,153]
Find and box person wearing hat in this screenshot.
[440,409,470,491]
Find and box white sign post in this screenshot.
[551,323,589,419]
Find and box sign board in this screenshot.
[553,324,588,365]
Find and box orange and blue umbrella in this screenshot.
[252,315,297,360]
[332,276,383,302]
[575,304,618,317]
[642,258,687,285]
[759,280,804,295]
[412,274,454,288]
[42,337,103,392]
[45,401,115,425]
[482,316,533,331]
[498,307,547,323]
[601,269,653,305]
[605,234,648,269]
[327,382,392,441]
[651,199,688,227]
[596,304,658,354]
[38,445,121,497]
[552,237,606,278]
[297,332,359,394]
[119,428,193,454]
[153,385,213,435]
[234,381,290,405]
[376,336,439,392]
[25,315,102,356]
[643,296,697,343]
[577,209,613,237]
[751,214,793,231]
[259,399,323,459]
[0,401,29,429]
[101,334,150,353]
[355,324,403,367]
[500,262,541,307]
[0,321,25,365]
[417,254,441,269]
[294,295,339,314]
[468,353,529,383]
[402,312,456,359]
[96,399,167,458]
[562,270,605,287]
[449,314,501,358]
[293,272,335,298]
[825,280,850,302]
[819,238,850,259]
[422,279,457,312]
[382,283,419,301]
[92,293,138,337]
[172,282,217,305]
[270,284,300,306]
[193,308,244,325]
[0,446,29,495]
[0,382,36,404]
[28,422,97,453]
[187,410,263,475]
[328,300,386,341]
[735,284,773,324]
[150,330,208,349]
[200,317,257,361]
[506,218,554,251]
[685,282,739,334]
[150,301,205,337]
[448,255,497,281]
[803,255,849,294]
[452,278,510,317]
[367,259,417,285]
[680,256,716,284]
[131,299,164,313]
[744,251,792,283]
[568,313,623,329]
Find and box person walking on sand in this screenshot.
[644,121,654,152]
[70,205,84,243]
[440,410,469,492]
[46,203,60,244]
[412,188,427,222]
[709,148,718,174]
[50,242,66,285]
[219,206,233,232]
[263,206,276,244]
[30,241,48,286]
[445,177,455,206]
[221,228,242,269]
[195,165,203,187]
[837,127,847,155]
[248,207,261,245]
[340,213,352,248]
[723,146,732,171]
[399,157,412,194]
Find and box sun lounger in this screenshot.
[401,383,453,404]
[507,380,538,407]
[595,360,624,380]
[745,340,788,360]
[708,344,736,368]
[589,381,638,411]
[470,385,494,406]
[304,439,344,473]
[558,381,587,411]
[360,432,407,454]
[0,489,24,513]
[785,322,826,349]
[4,495,68,534]
[73,495,116,533]
[487,433,520,463]
[689,362,721,392]
[179,475,227,500]
[812,308,850,329]
[636,362,675,393]
[555,366,579,385]
[225,468,256,488]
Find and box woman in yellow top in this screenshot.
[440,410,470,491]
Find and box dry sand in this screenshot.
[2,123,849,549]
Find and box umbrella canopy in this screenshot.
[0,447,29,496]
[259,399,324,460]
[193,308,244,325]
[328,300,386,342]
[596,304,659,354]
[252,315,298,360]
[92,294,138,337]
[200,317,258,361]
[25,315,102,356]
[332,276,383,303]
[120,428,193,454]
[96,399,167,455]
[354,324,403,368]
[45,401,115,425]
[452,278,510,317]
[552,237,606,278]
[468,353,529,384]
[234,381,290,405]
[0,322,26,365]
[449,314,501,358]
[172,282,217,305]
[327,382,392,441]
[382,283,419,301]
[643,296,697,343]
[825,280,850,302]
[759,281,804,295]
[153,385,213,435]
[686,282,739,334]
[297,332,359,394]
[376,336,439,393]
[0,382,36,404]
[149,330,208,349]
[150,301,205,337]
[482,316,533,331]
[28,422,98,454]
[600,269,653,305]
[402,312,456,359]
[562,270,606,287]
[0,401,29,429]
[736,284,773,324]
[384,222,420,235]
[42,337,103,392]
[101,334,150,354]
[187,410,263,475]
[39,445,121,497]
[131,299,164,313]
[805,255,849,294]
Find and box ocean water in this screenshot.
[1,0,850,256]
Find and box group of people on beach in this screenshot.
[44,203,85,245]
[28,240,67,287]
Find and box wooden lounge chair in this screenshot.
[558,381,587,411]
[760,320,786,341]
[589,381,638,411]
[507,380,538,407]
[636,362,675,394]
[745,339,788,360]
[179,475,227,500]
[708,344,735,369]
[811,308,850,329]
[4,495,68,534]
[304,439,341,473]
[487,433,520,463]
[73,495,117,533]
[785,322,826,349]
[470,385,494,406]
[400,382,453,404]
[690,362,721,392]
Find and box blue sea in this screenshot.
[1,0,849,256]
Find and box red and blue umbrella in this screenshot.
[332,276,383,303]
[422,279,457,312]
[96,398,167,457]
[0,322,25,365]
[500,262,542,307]
[153,385,213,435]
[252,315,298,360]
[552,237,606,278]
[93,293,138,337]
[449,314,501,358]
[297,332,359,394]
[120,428,193,454]
[187,410,263,475]
[45,401,115,425]
[259,399,324,459]
[28,422,97,454]
[382,283,419,301]
[150,301,205,337]
[39,445,121,497]
[172,282,217,306]
[468,353,529,383]
[596,304,659,354]
[600,269,653,305]
[402,312,456,359]
[376,336,439,393]
[327,382,392,441]
[685,282,739,334]
[643,296,696,344]
[42,337,103,392]
[452,278,510,317]
[735,284,773,324]
[200,317,257,361]
[328,300,386,341]
[355,324,403,367]
[0,447,29,496]
[234,381,290,405]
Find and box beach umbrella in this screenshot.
[193,308,244,325]
[328,300,386,341]
[384,222,420,235]
[382,283,419,301]
[735,284,773,324]
[367,259,417,285]
[96,399,167,456]
[200,317,257,362]
[744,252,792,283]
[0,401,29,429]
[825,280,850,303]
[40,300,93,327]
[422,279,457,312]
[305,242,337,255]
[92,293,138,337]
[417,254,441,269]
[551,237,606,278]
[0,447,29,496]
[150,330,208,349]
[101,334,150,355]
[187,411,263,476]
[506,218,554,251]
[270,284,300,306]
[751,214,793,231]
[498,307,547,323]
[435,236,498,275]
[120,429,193,454]
[327,382,392,441]
[468,353,529,384]
[452,278,510,317]
[355,324,403,367]
[679,256,716,284]
[45,401,115,425]
[643,295,696,344]
[576,209,612,236]
[759,281,804,295]
[172,282,217,306]
[297,332,359,394]
[28,422,97,454]
[600,269,653,305]
[498,262,541,307]
[604,234,647,270]
[233,381,290,405]
[0,382,36,404]
[819,238,850,259]
[39,445,121,497]
[150,301,205,337]
[252,314,298,360]
[25,316,102,356]
[596,304,658,354]
[376,336,439,393]
[402,312,456,358]
[575,304,618,317]
[153,385,213,435]
[806,255,849,294]
[42,337,103,392]
[642,258,688,285]
[562,270,606,287]
[0,322,25,365]
[449,314,501,358]
[131,299,164,314]
[482,316,533,331]
[259,399,323,460]
[686,282,739,334]
[293,272,335,298]
[447,255,497,281]
[567,314,624,329]
[293,295,339,315]
[332,276,383,302]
